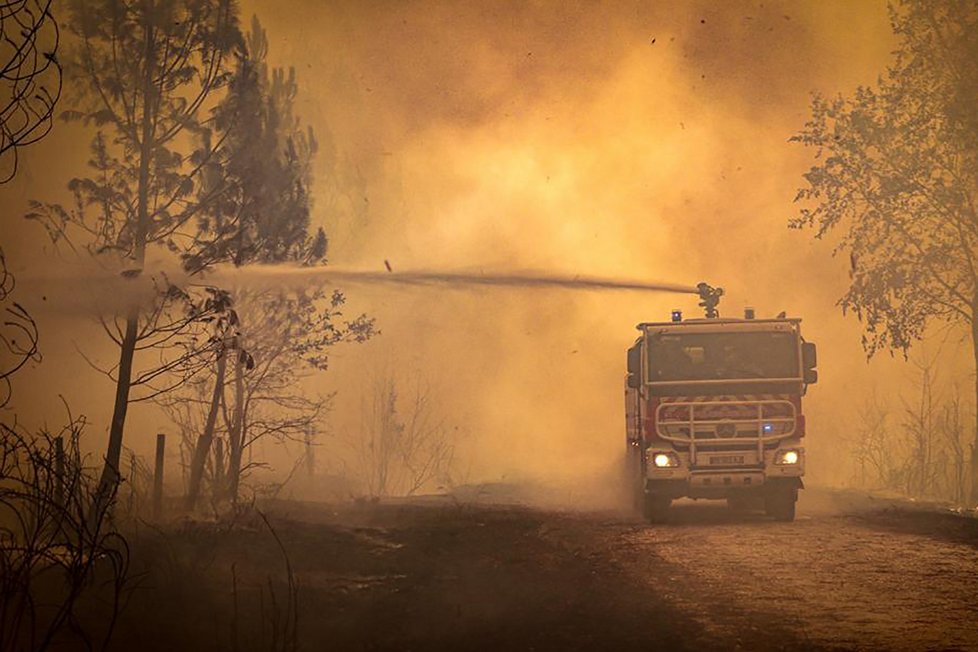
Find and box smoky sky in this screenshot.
[7,1,965,491]
[241,0,906,485]
[257,1,883,134]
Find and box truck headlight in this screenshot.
[774,449,800,465]
[650,452,680,468]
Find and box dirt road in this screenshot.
[612,490,978,651]
[112,488,978,652]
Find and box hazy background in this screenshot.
[2,0,971,494]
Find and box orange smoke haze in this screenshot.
[250,0,902,487]
[4,0,970,496]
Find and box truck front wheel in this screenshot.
[644,494,671,524]
[764,487,797,522]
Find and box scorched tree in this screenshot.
[791,0,978,503]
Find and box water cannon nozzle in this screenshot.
[696,282,723,319]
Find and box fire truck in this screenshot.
[625,283,817,522]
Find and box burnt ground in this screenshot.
[77,488,978,652]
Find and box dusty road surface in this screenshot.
[113,488,978,652]
[613,490,978,651]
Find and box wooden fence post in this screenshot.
[305,426,315,480]
[153,433,165,520]
[214,438,225,501]
[128,452,138,513]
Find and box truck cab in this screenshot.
[625,301,817,522]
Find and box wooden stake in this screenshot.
[153,433,165,520]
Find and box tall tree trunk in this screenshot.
[304,426,315,480]
[186,351,227,510]
[96,307,139,498]
[213,437,225,501]
[227,350,245,503]
[96,7,156,503]
[969,313,978,505]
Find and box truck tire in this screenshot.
[644,494,671,524]
[764,487,797,522]
[625,449,647,517]
[632,482,646,516]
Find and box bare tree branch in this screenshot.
[0,0,62,184]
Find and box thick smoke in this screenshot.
[11,1,968,498]
[243,0,905,492]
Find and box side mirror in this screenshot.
[804,369,818,385]
[627,344,641,375]
[626,344,642,390]
[802,342,817,370]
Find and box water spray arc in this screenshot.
[213,264,716,305]
[18,264,721,316]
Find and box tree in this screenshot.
[352,373,457,498]
[1,0,62,183]
[27,0,241,501]
[850,392,895,490]
[939,391,969,504]
[171,286,374,508]
[0,248,39,409]
[188,15,326,272]
[899,353,939,497]
[180,299,232,509]
[1,0,61,406]
[790,0,978,503]
[0,409,129,651]
[1,9,130,650]
[176,16,374,508]
[221,289,371,503]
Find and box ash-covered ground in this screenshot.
[92,487,978,652]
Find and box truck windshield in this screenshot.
[648,331,799,382]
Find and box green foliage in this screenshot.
[21,2,245,496]
[24,3,373,503]
[184,15,376,427]
[272,288,375,372]
[28,0,242,262]
[189,15,325,270]
[791,0,978,356]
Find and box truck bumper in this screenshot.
[646,475,803,500]
[644,445,804,500]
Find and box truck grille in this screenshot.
[655,397,796,442]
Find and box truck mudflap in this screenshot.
[770,476,804,490]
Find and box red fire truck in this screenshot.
[625,284,818,522]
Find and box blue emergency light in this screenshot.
[671,309,682,322]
